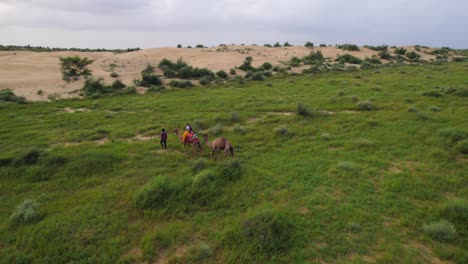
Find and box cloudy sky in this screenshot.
[1,0,466,49]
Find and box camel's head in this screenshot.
[172,129,179,134]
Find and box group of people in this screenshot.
[159,123,194,150]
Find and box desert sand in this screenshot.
[0,45,436,101]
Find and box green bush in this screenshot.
[378,50,391,60]
[454,88,468,97]
[221,160,242,181]
[110,72,119,78]
[364,45,388,51]
[191,170,218,206]
[423,220,457,242]
[193,119,209,130]
[216,70,228,79]
[408,106,419,112]
[283,42,292,47]
[238,56,255,72]
[0,89,26,104]
[437,127,467,144]
[230,111,241,122]
[455,140,468,154]
[406,51,421,61]
[260,62,273,70]
[274,125,289,136]
[208,123,223,135]
[264,44,272,48]
[196,44,204,48]
[422,90,443,97]
[273,42,281,47]
[364,55,382,64]
[394,47,407,55]
[429,106,441,112]
[336,54,362,64]
[304,41,314,48]
[134,177,178,210]
[191,158,207,175]
[10,200,44,226]
[240,208,295,253]
[111,79,126,90]
[82,78,108,96]
[440,199,468,228]
[168,80,193,88]
[288,56,302,67]
[59,56,94,79]
[230,68,236,75]
[356,100,375,111]
[303,50,324,65]
[199,76,213,86]
[296,102,311,116]
[251,72,266,81]
[338,44,360,51]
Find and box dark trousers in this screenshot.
[160,140,166,149]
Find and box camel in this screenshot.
[203,134,234,158]
[173,129,202,150]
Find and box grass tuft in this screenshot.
[423,220,457,242]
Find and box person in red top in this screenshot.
[160,128,167,149]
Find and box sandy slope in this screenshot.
[0,45,436,101]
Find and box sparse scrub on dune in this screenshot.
[422,90,443,97]
[378,50,392,60]
[288,56,302,67]
[283,42,292,47]
[168,80,193,88]
[302,50,324,65]
[364,45,388,51]
[251,72,266,81]
[216,70,228,79]
[135,64,163,87]
[394,47,407,55]
[406,51,421,62]
[0,89,26,104]
[423,220,457,242]
[273,42,281,47]
[82,78,108,96]
[336,54,362,64]
[338,44,360,51]
[111,79,126,90]
[199,75,213,86]
[110,72,119,78]
[238,56,255,72]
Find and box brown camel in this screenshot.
[203,134,234,158]
[173,129,202,150]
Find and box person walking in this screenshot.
[160,128,167,149]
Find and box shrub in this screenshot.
[196,44,204,48]
[238,56,255,72]
[168,80,193,88]
[240,208,294,253]
[440,199,468,228]
[264,44,272,47]
[304,41,314,48]
[423,220,457,242]
[233,124,248,134]
[351,95,359,103]
[429,106,441,112]
[437,127,467,144]
[364,55,382,64]
[406,51,421,61]
[273,42,281,47]
[394,47,407,55]
[147,85,165,93]
[319,43,327,47]
[408,106,419,112]
[110,72,119,78]
[261,62,273,70]
[454,88,468,97]
[191,158,207,174]
[338,44,360,51]
[356,100,375,111]
[336,54,362,64]
[59,56,94,79]
[111,79,126,89]
[191,170,218,206]
[10,200,43,226]
[274,125,289,136]
[455,140,468,154]
[199,76,213,86]
[303,50,324,65]
[251,72,266,81]
[288,56,302,67]
[221,160,242,181]
[0,89,26,104]
[193,119,209,130]
[230,68,236,75]
[216,70,228,79]
[283,42,292,47]
[422,90,443,97]
[364,45,388,51]
[321,133,331,140]
[134,177,178,210]
[208,123,223,135]
[177,44,182,48]
[378,50,391,60]
[230,112,241,122]
[296,102,312,116]
[82,78,108,96]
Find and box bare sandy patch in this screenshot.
[131,134,157,141]
[63,107,90,113]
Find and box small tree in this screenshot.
[273,42,281,47]
[177,44,182,48]
[284,42,292,47]
[60,56,94,80]
[305,41,314,48]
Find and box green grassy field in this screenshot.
[1,62,467,263]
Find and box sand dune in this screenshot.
[0,45,437,101]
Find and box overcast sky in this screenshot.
[1,0,467,49]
